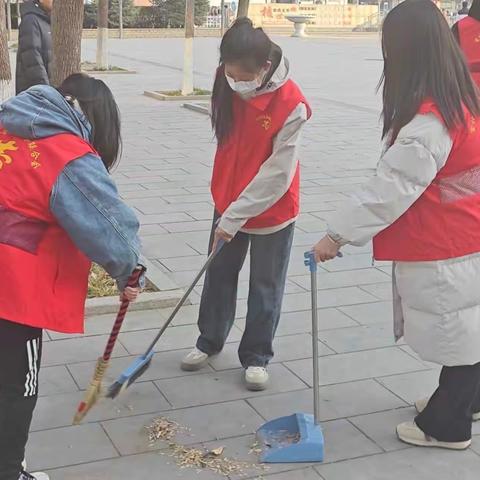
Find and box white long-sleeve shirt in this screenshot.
[327,114,453,246]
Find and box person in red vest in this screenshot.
[181,18,311,391]
[314,0,480,451]
[0,75,144,480]
[453,0,480,85]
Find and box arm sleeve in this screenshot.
[18,17,49,87]
[50,153,144,290]
[218,103,308,236]
[327,114,453,246]
[452,22,460,42]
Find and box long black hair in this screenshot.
[379,0,480,141]
[469,0,480,20]
[211,17,282,144]
[58,74,122,171]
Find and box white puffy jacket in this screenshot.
[328,113,480,366]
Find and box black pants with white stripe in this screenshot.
[0,319,42,480]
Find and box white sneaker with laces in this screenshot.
[19,471,50,480]
[415,397,480,421]
[396,421,471,450]
[245,366,269,391]
[181,347,209,371]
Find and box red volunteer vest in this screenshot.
[0,128,96,333]
[458,16,480,86]
[211,80,311,230]
[373,101,480,261]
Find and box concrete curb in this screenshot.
[144,91,211,102]
[182,102,210,115]
[85,290,184,317]
[85,258,184,317]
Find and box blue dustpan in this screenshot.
[256,412,324,463]
[256,251,332,464]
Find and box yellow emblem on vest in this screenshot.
[0,140,18,170]
[257,114,272,131]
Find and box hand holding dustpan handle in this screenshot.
[304,251,317,272]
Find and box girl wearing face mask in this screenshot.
[181,18,311,391]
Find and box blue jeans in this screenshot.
[196,216,295,368]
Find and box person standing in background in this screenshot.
[452,0,480,86]
[15,0,52,95]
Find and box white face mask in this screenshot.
[225,70,266,97]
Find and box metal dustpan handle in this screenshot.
[304,251,320,426]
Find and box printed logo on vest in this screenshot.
[256,114,272,131]
[0,140,18,170]
[27,141,42,169]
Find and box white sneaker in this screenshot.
[181,347,209,371]
[245,366,269,391]
[396,421,471,450]
[19,472,50,480]
[415,397,480,421]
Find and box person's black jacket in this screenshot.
[15,1,52,95]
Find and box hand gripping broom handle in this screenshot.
[102,266,145,362]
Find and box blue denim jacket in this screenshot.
[0,85,144,290]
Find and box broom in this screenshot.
[73,266,145,425]
[106,240,226,400]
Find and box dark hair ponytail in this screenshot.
[211,18,279,144]
[58,73,122,171]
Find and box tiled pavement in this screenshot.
[25,37,480,479]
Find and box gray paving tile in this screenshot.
[39,365,79,397]
[68,348,213,389]
[290,268,390,291]
[377,369,441,405]
[359,282,393,300]
[319,323,401,354]
[349,407,414,452]
[281,287,378,313]
[339,301,392,325]
[27,423,118,471]
[316,446,480,479]
[208,334,335,371]
[47,451,225,480]
[102,400,264,455]
[49,309,170,340]
[155,364,306,408]
[41,336,128,366]
[142,234,199,258]
[272,309,358,337]
[118,323,242,355]
[248,379,406,423]
[256,469,323,480]
[31,382,170,431]
[320,254,374,272]
[285,347,427,387]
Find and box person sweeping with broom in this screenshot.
[314,0,480,450]
[181,18,311,390]
[0,74,143,480]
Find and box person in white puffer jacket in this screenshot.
[314,0,480,450]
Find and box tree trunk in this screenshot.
[97,0,109,69]
[182,0,194,96]
[237,0,249,18]
[119,0,123,39]
[51,0,84,86]
[6,0,11,41]
[0,0,13,101]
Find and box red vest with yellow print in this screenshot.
[0,127,95,333]
[211,80,311,230]
[373,100,480,261]
[458,16,480,86]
